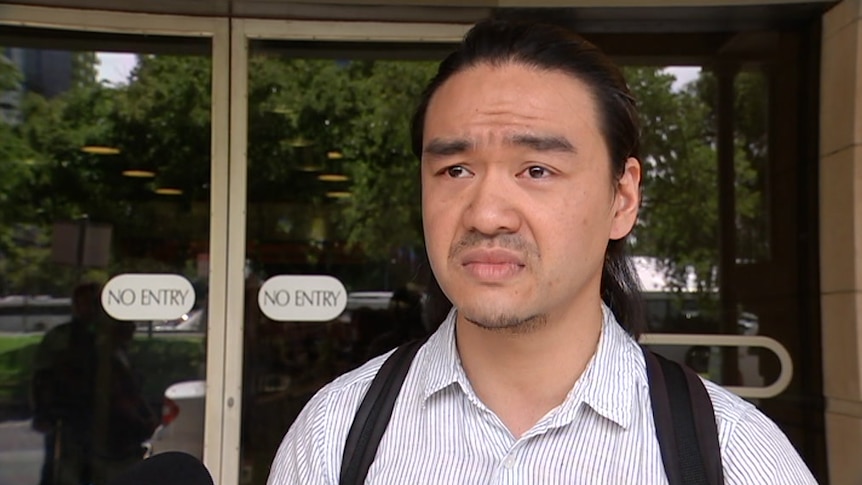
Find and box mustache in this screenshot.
[449,231,538,259]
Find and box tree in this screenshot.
[0,50,126,294]
[629,66,766,299]
[3,53,437,291]
[242,57,436,277]
[0,50,53,293]
[627,67,720,293]
[1,52,768,298]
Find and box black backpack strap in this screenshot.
[643,347,724,485]
[340,339,425,485]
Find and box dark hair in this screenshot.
[412,19,646,337]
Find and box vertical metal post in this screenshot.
[75,214,88,283]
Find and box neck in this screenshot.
[455,303,604,438]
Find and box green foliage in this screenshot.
[336,61,437,258]
[627,67,768,295]
[0,80,126,292]
[128,335,205,402]
[116,55,211,201]
[0,337,39,405]
[243,57,436,262]
[627,67,721,292]
[0,50,768,300]
[73,52,99,89]
[0,49,22,92]
[0,334,41,356]
[731,72,770,262]
[0,334,203,411]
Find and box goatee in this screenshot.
[464,313,548,334]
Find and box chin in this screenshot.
[456,299,543,332]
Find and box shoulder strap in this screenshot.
[642,347,724,485]
[340,339,424,485]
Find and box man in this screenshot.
[32,282,100,485]
[32,284,154,485]
[268,19,816,484]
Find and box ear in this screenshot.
[609,157,641,240]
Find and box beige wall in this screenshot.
[821,1,862,484]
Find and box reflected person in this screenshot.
[31,282,100,485]
[31,283,156,485]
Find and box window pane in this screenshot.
[239,43,446,485]
[0,37,211,485]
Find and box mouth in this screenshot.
[459,249,526,281]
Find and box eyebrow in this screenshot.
[423,138,474,157]
[506,133,576,154]
[422,133,576,158]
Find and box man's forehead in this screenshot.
[426,62,597,119]
[422,63,600,153]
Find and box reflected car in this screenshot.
[146,379,206,459]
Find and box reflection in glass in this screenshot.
[626,66,721,334]
[240,49,440,485]
[0,42,210,484]
[733,68,771,264]
[622,66,775,390]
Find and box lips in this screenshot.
[459,248,525,266]
[458,248,525,280]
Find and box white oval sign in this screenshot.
[101,273,196,321]
[258,275,347,322]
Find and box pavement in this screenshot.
[0,419,43,485]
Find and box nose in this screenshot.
[461,172,522,236]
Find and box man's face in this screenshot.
[420,62,640,331]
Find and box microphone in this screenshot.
[107,451,214,485]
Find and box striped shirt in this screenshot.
[268,306,817,484]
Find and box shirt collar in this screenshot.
[418,304,643,430]
[419,307,465,401]
[559,304,642,429]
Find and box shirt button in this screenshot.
[503,454,516,469]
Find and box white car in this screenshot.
[146,380,206,459]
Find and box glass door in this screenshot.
[228,16,824,484]
[230,31,789,485]
[223,19,465,485]
[0,9,226,484]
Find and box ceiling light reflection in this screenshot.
[154,188,183,195]
[122,169,156,178]
[81,146,121,155]
[318,174,349,182]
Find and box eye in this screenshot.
[444,165,472,178]
[521,166,552,179]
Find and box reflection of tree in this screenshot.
[0,52,767,299]
[245,57,437,263]
[729,72,770,263]
[628,67,767,305]
[0,51,120,293]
